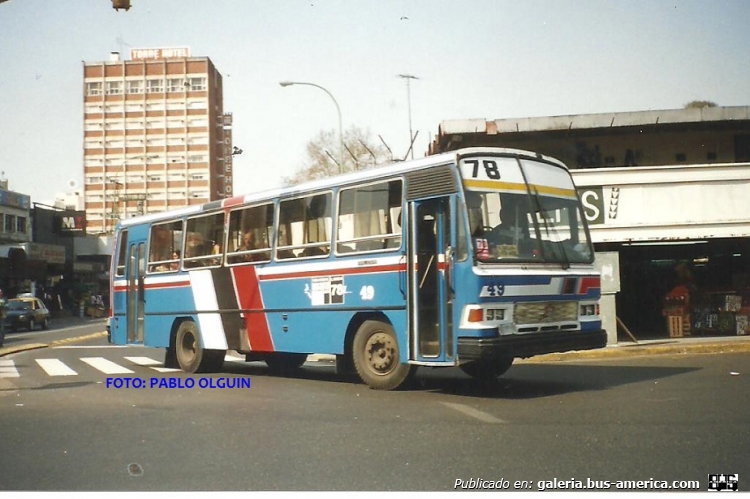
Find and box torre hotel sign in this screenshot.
[130,47,191,60]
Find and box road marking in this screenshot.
[81,357,134,374]
[36,359,78,376]
[123,356,181,373]
[0,359,19,378]
[124,356,161,366]
[440,402,506,424]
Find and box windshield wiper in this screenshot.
[530,186,570,270]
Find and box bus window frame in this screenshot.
[147,219,184,273]
[334,177,404,256]
[183,211,226,269]
[115,229,129,277]
[226,201,274,265]
[275,190,333,261]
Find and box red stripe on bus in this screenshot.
[113,280,190,293]
[258,263,406,281]
[578,276,600,294]
[144,280,191,290]
[232,265,274,352]
[222,196,246,208]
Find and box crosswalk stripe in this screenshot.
[123,356,181,373]
[0,359,19,378]
[36,359,78,376]
[81,357,134,374]
[124,356,161,366]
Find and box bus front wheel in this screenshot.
[459,357,514,382]
[352,320,415,390]
[175,321,224,373]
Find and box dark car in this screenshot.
[4,298,51,331]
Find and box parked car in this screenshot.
[4,297,51,331]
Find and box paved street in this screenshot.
[1,327,748,492]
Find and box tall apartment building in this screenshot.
[82,48,234,234]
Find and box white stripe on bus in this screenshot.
[189,269,229,350]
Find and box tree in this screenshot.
[283,126,393,186]
[684,100,717,109]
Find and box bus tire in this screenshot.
[264,353,307,374]
[352,320,415,390]
[175,321,225,373]
[459,357,514,381]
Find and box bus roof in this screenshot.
[117,147,567,229]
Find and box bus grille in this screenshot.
[514,302,577,325]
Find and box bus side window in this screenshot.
[227,203,273,264]
[184,212,224,268]
[115,230,128,276]
[336,179,402,254]
[148,221,183,272]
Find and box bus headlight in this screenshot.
[463,305,510,327]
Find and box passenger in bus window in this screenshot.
[239,231,255,252]
[170,251,180,270]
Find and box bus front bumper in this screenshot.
[457,329,607,361]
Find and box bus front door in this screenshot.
[126,242,146,344]
[409,197,454,363]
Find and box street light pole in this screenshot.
[398,74,418,160]
[280,81,343,173]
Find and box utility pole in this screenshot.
[398,74,419,159]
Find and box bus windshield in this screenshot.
[462,156,593,265]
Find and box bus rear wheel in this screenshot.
[459,357,514,382]
[175,321,224,373]
[352,320,415,390]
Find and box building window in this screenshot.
[187,99,207,110]
[105,81,123,95]
[86,82,102,96]
[147,78,164,93]
[5,214,14,233]
[16,217,26,234]
[167,78,183,92]
[127,80,143,94]
[187,77,206,91]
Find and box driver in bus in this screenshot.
[466,191,486,238]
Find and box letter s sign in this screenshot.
[577,187,604,225]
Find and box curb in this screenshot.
[519,339,750,363]
[0,331,108,358]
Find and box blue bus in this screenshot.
[109,147,606,390]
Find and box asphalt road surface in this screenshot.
[0,340,747,492]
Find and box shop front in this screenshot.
[573,163,750,342]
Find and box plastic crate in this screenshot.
[668,315,685,337]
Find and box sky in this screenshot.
[1,0,749,205]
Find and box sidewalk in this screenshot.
[521,334,750,362]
